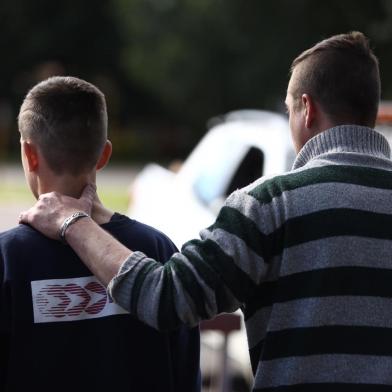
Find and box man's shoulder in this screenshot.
[231,160,392,211]
[239,162,365,200]
[228,167,303,204]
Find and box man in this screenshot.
[0,76,200,392]
[20,32,392,390]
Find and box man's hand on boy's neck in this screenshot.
[19,184,127,285]
[33,164,113,225]
[20,184,97,240]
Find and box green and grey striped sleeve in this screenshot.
[108,189,269,330]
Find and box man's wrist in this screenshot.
[59,211,90,244]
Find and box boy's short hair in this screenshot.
[290,31,380,127]
[18,76,108,175]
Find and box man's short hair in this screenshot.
[290,31,380,127]
[18,76,108,175]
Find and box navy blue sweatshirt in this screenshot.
[0,213,200,392]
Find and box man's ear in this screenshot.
[22,141,39,172]
[96,140,112,170]
[302,94,316,129]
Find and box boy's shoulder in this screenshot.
[103,213,178,259]
[0,214,178,262]
[0,223,43,247]
[103,212,173,239]
[0,224,57,265]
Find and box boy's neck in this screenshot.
[37,174,114,225]
[37,170,94,199]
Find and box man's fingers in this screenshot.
[19,209,32,224]
[19,211,27,224]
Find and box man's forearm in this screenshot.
[65,217,131,286]
[19,185,245,330]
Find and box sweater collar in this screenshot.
[292,125,391,170]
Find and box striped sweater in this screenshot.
[109,125,392,391]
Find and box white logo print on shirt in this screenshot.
[31,276,128,323]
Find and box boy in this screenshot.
[0,76,200,391]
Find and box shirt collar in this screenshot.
[292,125,391,170]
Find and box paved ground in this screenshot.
[0,163,141,232]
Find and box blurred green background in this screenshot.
[1,4,392,389]
[1,0,392,165]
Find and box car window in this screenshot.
[192,138,245,206]
[193,144,264,209]
[226,147,264,196]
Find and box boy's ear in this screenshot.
[22,141,39,172]
[96,140,112,170]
